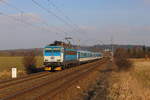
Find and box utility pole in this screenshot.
[77,39,80,50]
[111,36,114,61]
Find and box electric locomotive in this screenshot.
[44,41,102,71]
[44,41,78,71]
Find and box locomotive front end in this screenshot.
[44,46,64,71]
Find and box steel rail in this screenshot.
[0,71,46,84]
[0,72,49,89]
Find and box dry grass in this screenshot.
[130,58,150,62]
[132,60,150,88]
[108,59,150,100]
[0,69,26,80]
[0,57,24,72]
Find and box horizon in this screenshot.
[0,43,149,51]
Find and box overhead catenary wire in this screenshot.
[46,0,82,32]
[0,11,58,34]
[45,0,88,43]
[0,0,53,33]
[0,0,70,36]
[0,0,24,13]
[0,0,83,45]
[32,0,82,35]
[47,0,86,33]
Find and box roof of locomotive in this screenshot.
[45,45,62,48]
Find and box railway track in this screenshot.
[0,59,107,100]
[0,71,48,84]
[37,60,105,100]
[0,72,50,89]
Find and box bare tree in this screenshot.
[114,48,132,71]
[23,51,37,74]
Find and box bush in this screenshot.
[23,51,37,74]
[114,48,132,71]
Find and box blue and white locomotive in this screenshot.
[44,41,102,71]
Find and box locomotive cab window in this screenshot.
[45,48,61,52]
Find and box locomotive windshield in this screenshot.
[44,46,62,56]
[45,48,61,52]
[45,50,60,52]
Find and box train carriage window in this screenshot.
[80,52,85,58]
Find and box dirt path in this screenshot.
[83,61,114,100]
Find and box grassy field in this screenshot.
[132,59,150,88]
[0,56,43,72]
[107,59,150,100]
[0,56,43,80]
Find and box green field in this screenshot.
[0,56,43,72]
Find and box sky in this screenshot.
[0,0,150,50]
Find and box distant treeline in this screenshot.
[115,46,150,58]
[0,45,150,58]
[0,49,43,56]
[113,46,150,71]
[127,46,150,58]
